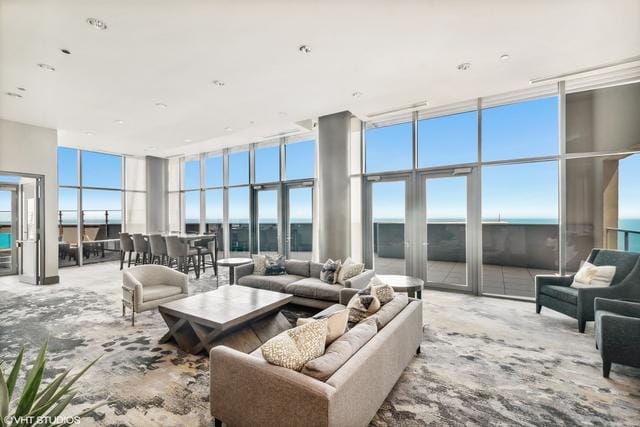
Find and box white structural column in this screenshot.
[317,111,352,261]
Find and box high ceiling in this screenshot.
[1,0,639,157]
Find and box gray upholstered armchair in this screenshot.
[535,249,640,332]
[122,265,189,326]
[594,298,640,377]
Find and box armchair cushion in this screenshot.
[539,285,578,305]
[143,285,183,302]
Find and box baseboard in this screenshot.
[43,275,60,285]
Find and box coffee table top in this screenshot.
[158,286,292,329]
[377,274,424,290]
[217,257,252,267]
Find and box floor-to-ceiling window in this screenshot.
[57,147,145,267]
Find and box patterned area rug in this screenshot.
[0,262,639,426]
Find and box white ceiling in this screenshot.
[1,0,639,157]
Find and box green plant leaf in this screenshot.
[14,338,48,418]
[40,356,101,410]
[7,348,24,400]
[43,390,76,422]
[0,367,8,427]
[28,370,70,417]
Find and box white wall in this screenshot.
[0,119,58,282]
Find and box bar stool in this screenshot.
[118,232,135,270]
[149,234,169,266]
[194,236,217,275]
[165,235,200,278]
[132,233,150,265]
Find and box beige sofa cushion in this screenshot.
[261,318,328,371]
[298,309,349,345]
[285,278,343,302]
[285,259,311,277]
[237,274,304,293]
[371,294,409,329]
[302,318,377,381]
[142,285,183,302]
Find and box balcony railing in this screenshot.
[606,228,640,252]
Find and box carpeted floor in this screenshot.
[0,262,639,426]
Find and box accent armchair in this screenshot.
[594,298,640,377]
[535,249,640,332]
[122,265,189,326]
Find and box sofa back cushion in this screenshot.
[310,262,324,278]
[286,259,310,277]
[371,294,409,329]
[590,249,640,285]
[301,318,377,381]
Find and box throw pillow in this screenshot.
[252,254,267,276]
[265,254,286,276]
[369,276,396,304]
[571,261,616,288]
[336,257,365,285]
[346,287,381,323]
[320,259,342,284]
[301,318,377,381]
[297,309,349,345]
[261,318,328,371]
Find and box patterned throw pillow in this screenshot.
[320,259,342,284]
[252,254,267,276]
[369,276,396,304]
[297,309,349,345]
[261,318,328,371]
[336,257,365,285]
[265,255,286,276]
[346,287,381,323]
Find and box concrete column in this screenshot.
[146,156,169,233]
[317,111,352,261]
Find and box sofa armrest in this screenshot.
[535,274,573,302]
[595,297,640,318]
[234,262,254,282]
[345,269,375,289]
[577,286,629,321]
[339,288,359,305]
[122,272,143,310]
[210,346,335,425]
[598,313,640,351]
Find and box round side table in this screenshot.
[216,258,252,286]
[376,274,424,299]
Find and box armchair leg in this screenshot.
[416,346,421,355]
[603,360,611,378]
[131,310,135,327]
[578,320,586,333]
[120,250,125,270]
[214,419,222,427]
[122,302,125,317]
[536,304,541,314]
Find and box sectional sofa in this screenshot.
[210,287,423,426]
[234,259,375,308]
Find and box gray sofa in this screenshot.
[595,297,640,378]
[235,259,375,309]
[535,249,640,332]
[210,288,423,426]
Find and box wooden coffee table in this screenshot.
[377,274,424,299]
[216,257,252,285]
[158,286,293,355]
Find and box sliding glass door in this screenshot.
[285,184,313,260]
[254,186,280,256]
[0,186,17,276]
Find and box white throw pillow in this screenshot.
[571,261,616,288]
[252,254,267,276]
[336,257,365,285]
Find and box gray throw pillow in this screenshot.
[265,254,286,276]
[320,259,341,284]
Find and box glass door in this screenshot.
[284,184,313,260]
[253,185,280,257]
[18,180,40,284]
[366,176,410,274]
[0,186,18,276]
[420,171,473,291]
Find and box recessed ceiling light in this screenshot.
[457,62,471,71]
[5,92,22,98]
[17,87,26,92]
[224,127,233,132]
[352,91,363,98]
[114,120,125,125]
[278,112,287,117]
[146,146,158,151]
[37,63,55,72]
[500,54,510,60]
[249,121,255,125]
[155,102,168,109]
[85,131,95,136]
[298,45,312,54]
[87,17,108,30]
[212,80,225,87]
[60,49,71,55]
[184,139,192,143]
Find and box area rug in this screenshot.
[0,262,638,426]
